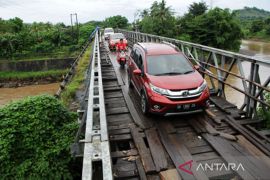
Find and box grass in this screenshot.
[0,69,68,81]
[61,44,92,107]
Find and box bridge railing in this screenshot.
[81,29,112,180]
[117,29,270,118]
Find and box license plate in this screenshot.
[183,104,190,110]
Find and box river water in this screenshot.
[208,40,270,107]
[0,83,59,107]
[0,40,269,108]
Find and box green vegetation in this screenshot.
[0,69,68,81]
[178,7,243,51]
[234,7,270,41]
[137,1,244,51]
[103,15,128,29]
[234,7,270,21]
[61,44,92,106]
[138,0,176,37]
[257,92,270,129]
[0,18,95,60]
[0,95,78,179]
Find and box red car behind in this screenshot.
[127,42,210,116]
[108,33,128,51]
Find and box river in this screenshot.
[217,40,270,107]
[0,83,59,107]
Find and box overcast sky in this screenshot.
[0,0,270,24]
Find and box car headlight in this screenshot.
[150,83,169,95]
[198,80,207,92]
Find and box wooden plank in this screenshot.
[110,134,132,141]
[104,91,123,99]
[203,133,259,179]
[147,175,160,180]
[109,128,130,135]
[197,158,235,179]
[156,122,207,180]
[236,135,270,167]
[108,119,133,126]
[111,149,138,158]
[158,120,176,134]
[135,158,147,180]
[103,86,121,92]
[106,106,129,115]
[171,134,209,180]
[224,115,270,156]
[159,169,182,180]
[237,118,263,125]
[188,145,213,155]
[193,152,219,162]
[113,161,138,179]
[145,128,168,172]
[205,108,222,124]
[107,113,132,122]
[130,126,156,173]
[105,97,126,108]
[108,123,132,130]
[210,96,237,109]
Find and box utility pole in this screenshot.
[70,13,74,36]
[70,13,79,43]
[75,13,79,43]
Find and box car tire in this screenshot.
[141,91,149,115]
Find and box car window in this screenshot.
[134,50,140,67]
[130,48,136,61]
[104,28,114,33]
[110,33,124,40]
[146,54,194,76]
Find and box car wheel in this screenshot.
[141,92,149,115]
[128,74,133,88]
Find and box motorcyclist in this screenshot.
[116,38,127,68]
[116,38,127,52]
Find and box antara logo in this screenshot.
[178,160,193,175]
[178,160,245,175]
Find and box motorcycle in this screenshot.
[117,50,127,69]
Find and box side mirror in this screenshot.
[133,69,142,76]
[194,65,200,70]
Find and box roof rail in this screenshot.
[162,41,180,52]
[137,42,147,52]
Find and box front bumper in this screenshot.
[147,88,210,116]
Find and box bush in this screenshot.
[0,95,78,179]
[257,92,270,129]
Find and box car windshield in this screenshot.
[146,54,194,76]
[111,33,124,40]
[104,29,113,33]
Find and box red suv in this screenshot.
[127,42,210,116]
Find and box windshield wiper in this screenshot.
[183,70,194,74]
[154,72,183,76]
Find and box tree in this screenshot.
[250,19,265,33]
[188,1,208,16]
[180,8,243,51]
[264,18,270,35]
[139,0,176,37]
[104,15,128,29]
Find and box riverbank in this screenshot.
[0,69,68,88]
